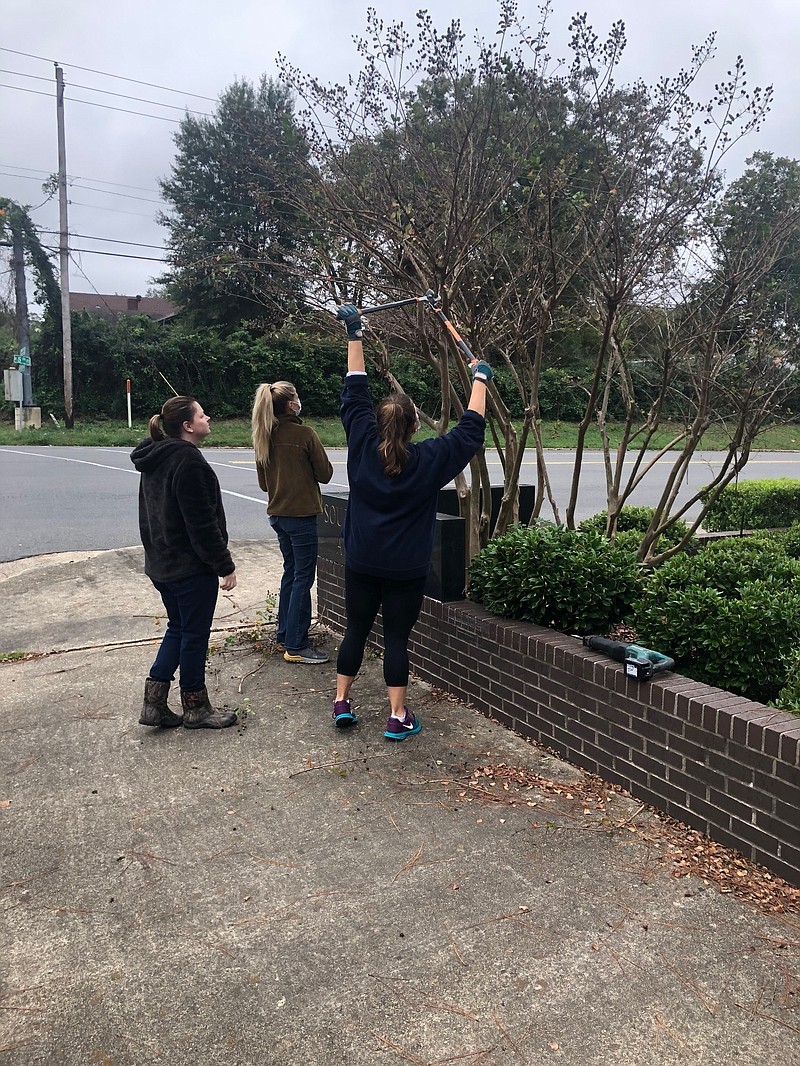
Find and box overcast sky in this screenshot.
[2,0,799,305]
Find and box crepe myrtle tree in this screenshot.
[548,23,796,563]
[623,155,800,566]
[277,0,781,561]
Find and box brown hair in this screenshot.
[377,393,417,477]
[148,395,197,441]
[251,381,297,465]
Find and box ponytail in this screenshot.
[251,381,296,465]
[376,393,417,478]
[148,395,197,441]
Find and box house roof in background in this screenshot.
[69,293,180,321]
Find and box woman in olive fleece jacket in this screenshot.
[130,395,237,730]
[252,380,333,663]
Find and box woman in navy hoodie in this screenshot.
[332,304,491,739]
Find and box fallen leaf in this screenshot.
[0,800,10,809]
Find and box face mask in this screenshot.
[294,398,302,414]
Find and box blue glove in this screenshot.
[470,360,493,383]
[337,304,363,340]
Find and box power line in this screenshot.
[0,82,52,100]
[45,245,168,263]
[40,230,165,251]
[68,183,165,205]
[2,164,161,195]
[0,67,211,116]
[0,67,50,83]
[68,253,121,316]
[0,170,166,204]
[67,93,183,123]
[0,81,182,122]
[4,168,264,214]
[70,83,208,117]
[68,200,164,218]
[0,46,217,101]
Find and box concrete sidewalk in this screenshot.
[1,544,798,1065]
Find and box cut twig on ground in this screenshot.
[393,843,425,881]
[288,752,391,777]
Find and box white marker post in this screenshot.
[126,378,132,429]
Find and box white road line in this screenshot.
[220,489,267,505]
[0,449,137,473]
[0,449,349,503]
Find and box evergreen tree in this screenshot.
[159,77,309,329]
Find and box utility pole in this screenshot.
[55,63,73,428]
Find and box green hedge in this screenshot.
[774,649,800,715]
[701,478,800,532]
[468,524,643,635]
[634,538,800,702]
[468,523,800,703]
[17,312,607,422]
[578,506,693,552]
[19,313,445,420]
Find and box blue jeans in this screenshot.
[269,515,318,653]
[149,572,219,692]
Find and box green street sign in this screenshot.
[13,354,31,366]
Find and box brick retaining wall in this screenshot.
[317,557,800,887]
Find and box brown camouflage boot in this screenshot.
[181,687,237,729]
[139,678,183,728]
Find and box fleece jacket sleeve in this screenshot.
[308,431,334,485]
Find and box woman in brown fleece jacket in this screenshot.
[252,381,333,663]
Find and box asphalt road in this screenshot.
[1,443,798,562]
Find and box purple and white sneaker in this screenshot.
[332,698,358,727]
[384,708,422,741]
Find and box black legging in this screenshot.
[336,566,428,687]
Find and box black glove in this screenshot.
[337,304,363,340]
[470,360,493,383]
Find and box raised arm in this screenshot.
[336,302,492,417]
[467,360,492,418]
[336,304,365,373]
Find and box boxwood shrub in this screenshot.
[469,521,800,703]
[701,478,800,532]
[634,538,800,702]
[578,506,693,552]
[468,524,642,635]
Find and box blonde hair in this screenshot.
[377,393,417,477]
[251,381,296,465]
